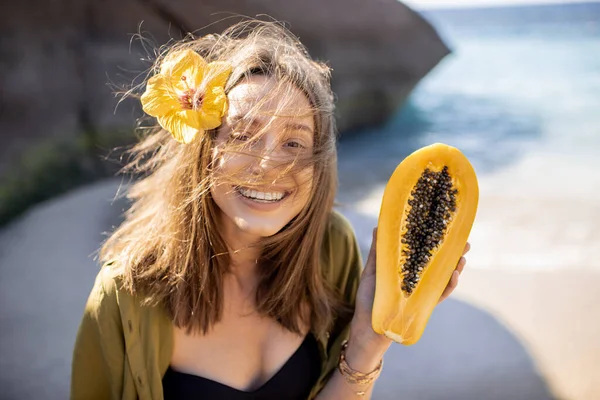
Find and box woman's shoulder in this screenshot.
[83,261,139,321]
[90,261,125,299]
[82,260,171,339]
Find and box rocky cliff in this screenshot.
[0,0,449,177]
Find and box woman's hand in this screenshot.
[348,228,471,357]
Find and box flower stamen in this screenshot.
[178,90,203,110]
[192,90,204,110]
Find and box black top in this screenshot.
[162,334,322,400]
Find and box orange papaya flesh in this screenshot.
[372,143,479,345]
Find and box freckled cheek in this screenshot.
[294,167,314,200]
[212,150,254,176]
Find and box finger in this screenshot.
[456,256,466,274]
[438,270,460,304]
[463,241,471,255]
[439,271,459,304]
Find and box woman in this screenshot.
[71,20,469,399]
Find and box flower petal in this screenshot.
[141,75,179,117]
[202,86,228,117]
[157,110,203,144]
[204,61,232,89]
[160,49,207,81]
[197,110,224,130]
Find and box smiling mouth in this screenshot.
[236,186,291,203]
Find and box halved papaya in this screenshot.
[372,143,479,345]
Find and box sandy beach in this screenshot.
[455,153,600,400]
[335,139,600,399]
[1,140,598,399]
[457,269,600,400]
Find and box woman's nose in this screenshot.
[258,153,272,170]
[257,135,283,168]
[251,134,294,178]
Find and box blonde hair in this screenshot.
[101,20,347,336]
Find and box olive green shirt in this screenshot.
[70,211,363,400]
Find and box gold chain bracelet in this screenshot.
[338,340,383,396]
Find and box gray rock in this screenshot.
[0,0,449,176]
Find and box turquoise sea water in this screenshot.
[336,3,600,270]
[340,2,600,177]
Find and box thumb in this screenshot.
[362,227,378,277]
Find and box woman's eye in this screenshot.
[285,140,305,149]
[232,132,251,142]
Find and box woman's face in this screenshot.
[210,75,315,238]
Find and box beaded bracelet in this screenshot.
[338,340,383,396]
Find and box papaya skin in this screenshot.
[371,143,479,345]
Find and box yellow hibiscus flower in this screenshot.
[141,49,232,144]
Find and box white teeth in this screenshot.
[239,188,285,202]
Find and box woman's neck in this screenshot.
[220,214,263,286]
